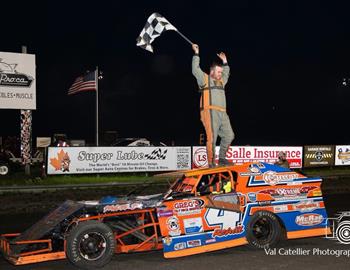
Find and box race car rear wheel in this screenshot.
[66,220,116,269]
[246,211,283,249]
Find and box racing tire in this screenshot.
[0,163,10,176]
[66,220,116,269]
[246,211,283,249]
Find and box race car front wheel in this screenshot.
[66,220,116,269]
[246,211,283,249]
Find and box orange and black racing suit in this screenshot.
[192,54,234,166]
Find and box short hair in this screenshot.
[210,61,222,71]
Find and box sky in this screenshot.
[1,0,350,147]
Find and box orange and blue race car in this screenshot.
[0,162,331,269]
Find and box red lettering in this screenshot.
[212,226,244,237]
[198,154,206,161]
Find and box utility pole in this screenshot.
[95,66,99,146]
[20,45,32,176]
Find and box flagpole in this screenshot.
[95,66,99,146]
[175,30,193,46]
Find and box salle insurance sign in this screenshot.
[303,145,335,167]
[192,146,303,169]
[0,51,36,109]
[47,146,191,174]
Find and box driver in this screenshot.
[222,178,232,193]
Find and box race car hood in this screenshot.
[81,193,164,213]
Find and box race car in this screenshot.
[0,162,331,269]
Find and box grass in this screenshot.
[0,166,172,186]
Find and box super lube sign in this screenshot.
[47,147,191,174]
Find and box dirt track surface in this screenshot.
[0,234,349,270]
[0,178,350,270]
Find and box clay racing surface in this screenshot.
[0,178,349,270]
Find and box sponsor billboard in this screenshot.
[335,145,350,166]
[36,137,51,148]
[303,145,335,167]
[192,146,303,169]
[47,147,191,174]
[0,51,36,109]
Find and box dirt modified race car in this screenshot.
[0,162,331,269]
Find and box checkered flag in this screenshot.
[145,149,168,160]
[136,13,193,53]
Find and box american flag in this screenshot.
[68,71,96,95]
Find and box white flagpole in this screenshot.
[95,66,99,146]
[175,30,193,46]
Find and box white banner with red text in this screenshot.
[47,147,191,174]
[192,146,303,169]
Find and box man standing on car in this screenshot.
[274,151,290,168]
[192,44,234,167]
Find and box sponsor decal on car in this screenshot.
[287,181,301,186]
[187,239,201,248]
[240,165,262,176]
[174,242,187,250]
[257,163,266,169]
[262,171,301,186]
[157,209,174,218]
[311,190,322,197]
[184,217,203,234]
[292,201,320,213]
[174,199,205,216]
[183,186,193,192]
[212,225,244,238]
[240,171,262,177]
[258,186,317,200]
[295,213,323,226]
[163,236,172,246]
[167,216,181,236]
[205,238,216,244]
[273,205,289,213]
[247,192,257,202]
[103,202,143,213]
[258,201,272,206]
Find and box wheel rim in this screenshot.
[79,232,107,261]
[252,217,272,242]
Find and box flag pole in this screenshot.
[95,66,99,146]
[175,30,193,46]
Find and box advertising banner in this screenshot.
[47,147,191,174]
[303,145,335,167]
[36,137,51,148]
[192,146,303,169]
[0,51,36,109]
[335,145,350,166]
